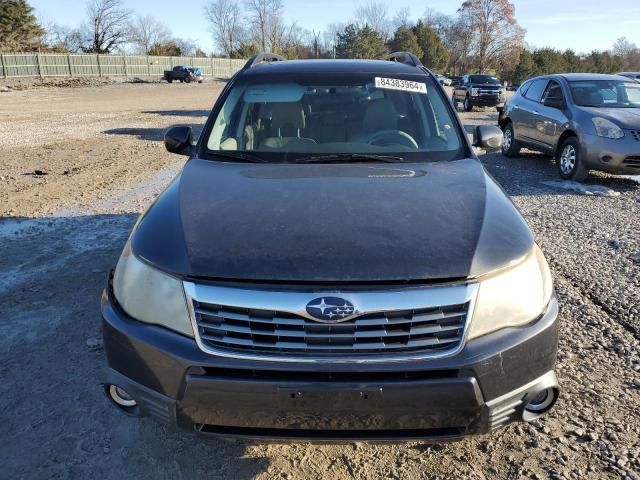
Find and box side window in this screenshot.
[542,80,564,102]
[524,79,549,102]
[519,81,532,96]
[462,75,468,84]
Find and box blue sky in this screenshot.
[32,0,640,54]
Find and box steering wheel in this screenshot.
[366,130,419,150]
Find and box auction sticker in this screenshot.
[375,77,427,94]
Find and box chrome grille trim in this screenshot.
[183,281,478,364]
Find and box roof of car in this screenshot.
[555,73,631,81]
[238,59,426,77]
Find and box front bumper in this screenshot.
[101,287,560,441]
[582,132,640,173]
[470,95,505,107]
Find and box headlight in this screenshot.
[467,244,553,340]
[592,117,624,139]
[471,88,479,96]
[113,240,193,337]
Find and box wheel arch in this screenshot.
[555,130,578,158]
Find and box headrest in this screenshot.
[261,102,305,129]
[363,98,398,132]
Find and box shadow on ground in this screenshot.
[103,124,203,141]
[142,109,210,117]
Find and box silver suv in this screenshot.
[499,73,640,181]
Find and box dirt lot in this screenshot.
[1,82,639,480]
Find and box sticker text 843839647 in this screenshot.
[374,77,427,94]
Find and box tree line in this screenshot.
[1,0,639,80]
[0,0,206,56]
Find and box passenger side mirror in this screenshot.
[164,126,193,155]
[543,97,565,109]
[473,125,503,151]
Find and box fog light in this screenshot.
[523,387,557,421]
[108,384,137,408]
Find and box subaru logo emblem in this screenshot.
[306,297,355,322]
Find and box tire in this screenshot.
[451,94,458,110]
[501,122,521,157]
[167,79,173,83]
[185,76,191,83]
[464,95,472,112]
[557,137,588,181]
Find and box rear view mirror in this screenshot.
[164,126,192,155]
[474,125,503,151]
[543,97,565,109]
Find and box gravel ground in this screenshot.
[1,84,639,480]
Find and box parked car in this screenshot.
[499,73,640,181]
[163,66,204,83]
[436,74,452,86]
[452,74,507,111]
[449,76,463,87]
[102,51,559,441]
[618,72,640,82]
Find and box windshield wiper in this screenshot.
[209,151,269,163]
[300,154,405,164]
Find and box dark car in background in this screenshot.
[452,74,507,111]
[618,72,640,82]
[163,66,204,83]
[102,52,559,441]
[500,73,640,181]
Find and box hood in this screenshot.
[579,106,640,129]
[132,158,533,283]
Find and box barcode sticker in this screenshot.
[375,77,427,94]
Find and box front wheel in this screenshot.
[558,137,588,181]
[185,76,191,83]
[464,96,472,112]
[451,94,458,110]
[167,79,173,83]
[501,122,521,157]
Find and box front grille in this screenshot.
[191,300,468,355]
[623,156,640,167]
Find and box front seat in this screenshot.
[259,102,316,150]
[352,98,399,142]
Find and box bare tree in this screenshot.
[173,38,199,56]
[204,0,244,57]
[392,8,412,30]
[81,0,132,53]
[43,22,83,52]
[613,37,640,71]
[355,1,390,40]
[458,0,525,72]
[245,0,283,52]
[129,14,171,54]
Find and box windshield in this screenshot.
[469,75,500,85]
[569,80,640,108]
[204,73,464,163]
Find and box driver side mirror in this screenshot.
[473,125,503,151]
[543,97,566,109]
[164,126,192,156]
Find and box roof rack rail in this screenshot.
[383,52,423,67]
[242,52,286,70]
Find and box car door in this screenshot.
[516,79,549,144]
[535,80,569,150]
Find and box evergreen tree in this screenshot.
[388,26,422,59]
[412,20,448,71]
[0,0,44,51]
[335,24,388,59]
[512,49,537,83]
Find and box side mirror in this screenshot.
[543,97,565,109]
[473,125,503,150]
[164,126,192,155]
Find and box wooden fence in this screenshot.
[0,53,246,78]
